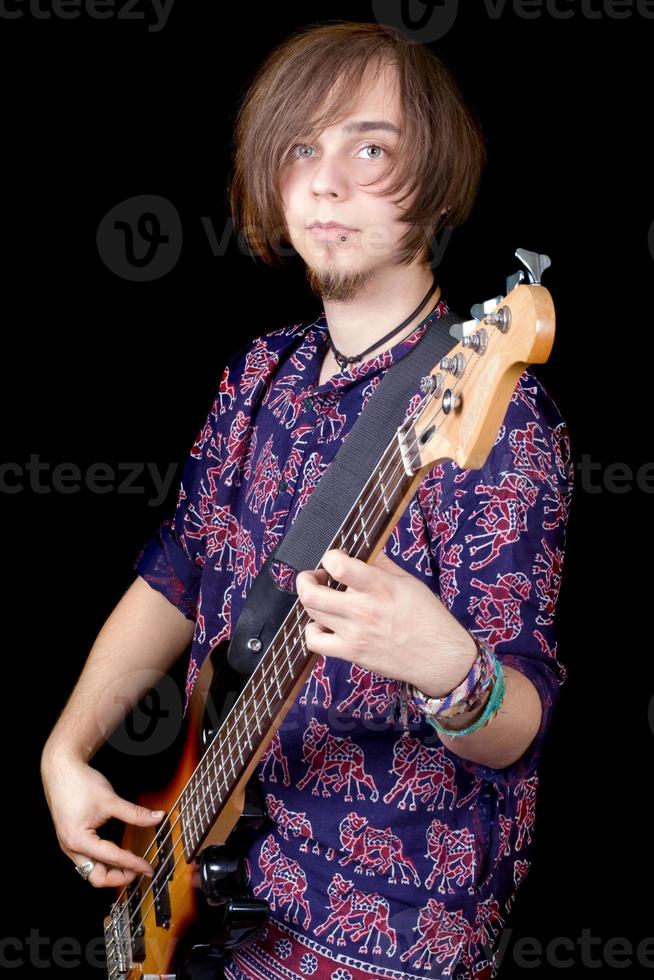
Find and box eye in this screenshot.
[289,144,315,159]
[358,144,387,160]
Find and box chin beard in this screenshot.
[304,261,375,303]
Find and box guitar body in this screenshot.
[108,642,274,978]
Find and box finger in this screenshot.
[373,550,404,576]
[298,580,353,620]
[304,620,354,661]
[304,601,366,642]
[321,549,377,592]
[110,797,166,829]
[69,830,155,877]
[68,852,139,889]
[296,567,329,592]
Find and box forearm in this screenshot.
[42,576,194,768]
[413,632,543,770]
[431,665,542,770]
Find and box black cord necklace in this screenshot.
[327,275,440,372]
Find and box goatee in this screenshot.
[304,262,374,303]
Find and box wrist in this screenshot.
[433,683,492,733]
[413,631,478,700]
[41,737,89,774]
[411,634,498,725]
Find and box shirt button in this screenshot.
[302,396,314,411]
[279,478,288,492]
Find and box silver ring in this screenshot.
[74,859,95,880]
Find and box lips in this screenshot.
[308,221,357,231]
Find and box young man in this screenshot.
[41,21,574,980]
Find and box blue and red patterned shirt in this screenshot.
[133,297,574,980]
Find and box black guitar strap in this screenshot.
[227,307,464,675]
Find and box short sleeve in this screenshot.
[132,353,239,621]
[418,368,575,784]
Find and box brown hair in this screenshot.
[227,20,487,267]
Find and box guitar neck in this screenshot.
[178,426,425,856]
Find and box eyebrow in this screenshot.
[340,120,401,137]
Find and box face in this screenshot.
[279,60,415,302]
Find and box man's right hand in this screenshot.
[41,750,165,888]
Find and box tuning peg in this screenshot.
[470,296,503,324]
[447,318,477,342]
[505,269,525,293]
[507,248,552,291]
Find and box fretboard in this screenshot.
[179,427,418,855]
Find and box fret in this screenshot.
[358,499,370,546]
[377,468,391,512]
[188,812,198,850]
[249,712,263,737]
[211,757,221,803]
[224,746,238,784]
[272,653,283,701]
[233,735,247,764]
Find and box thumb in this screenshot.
[110,796,166,827]
[373,550,404,575]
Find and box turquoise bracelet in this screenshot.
[424,659,505,738]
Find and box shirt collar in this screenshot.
[300,297,451,400]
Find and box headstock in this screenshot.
[408,248,555,473]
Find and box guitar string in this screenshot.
[107,315,498,955]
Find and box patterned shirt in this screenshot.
[133,297,574,980]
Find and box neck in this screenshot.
[321,263,440,363]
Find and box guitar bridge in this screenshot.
[104,903,132,979]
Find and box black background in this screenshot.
[3,2,652,977]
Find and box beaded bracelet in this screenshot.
[424,659,506,738]
[410,637,496,719]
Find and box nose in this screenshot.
[308,152,348,200]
